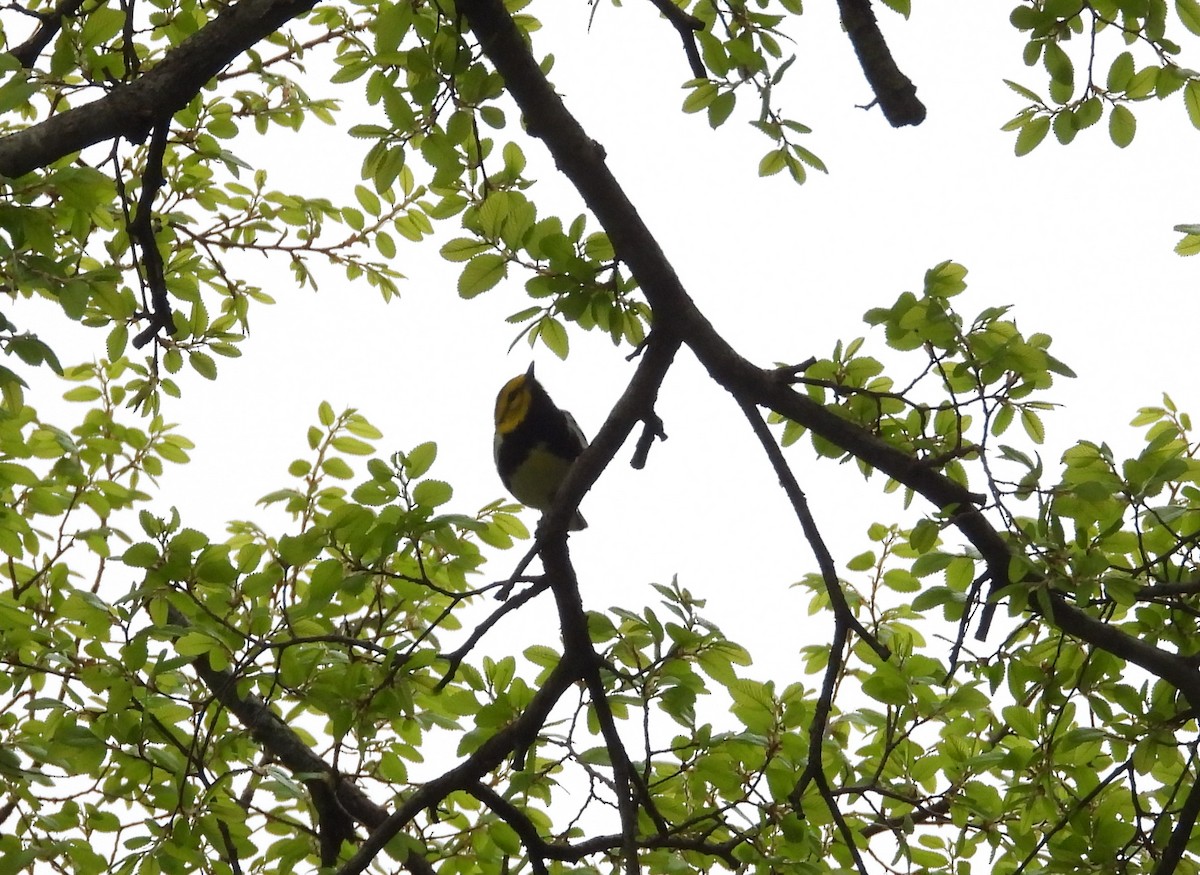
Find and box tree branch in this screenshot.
[836,0,926,127]
[8,0,88,68]
[340,653,587,874]
[0,0,321,179]
[644,0,706,79]
[737,395,889,660]
[1154,768,1200,875]
[164,607,389,852]
[128,122,176,349]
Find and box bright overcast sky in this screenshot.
[11,0,1199,666]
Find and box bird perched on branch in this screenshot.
[493,363,588,530]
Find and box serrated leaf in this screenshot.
[707,90,736,128]
[1174,233,1200,256]
[188,351,217,380]
[758,148,787,176]
[458,254,507,298]
[1185,80,1200,128]
[1179,0,1200,35]
[1109,104,1136,147]
[413,479,452,507]
[405,442,437,478]
[1043,42,1073,87]
[107,323,128,362]
[1003,78,1044,104]
[1014,115,1051,156]
[1021,408,1046,444]
[682,81,718,114]
[1107,52,1135,92]
[539,317,569,360]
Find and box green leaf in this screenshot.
[910,519,940,553]
[122,542,161,568]
[1053,109,1076,144]
[441,237,492,263]
[1109,104,1136,147]
[458,254,507,298]
[404,442,437,478]
[1178,0,1200,35]
[1174,233,1200,256]
[331,436,374,455]
[846,550,876,572]
[682,80,718,114]
[1185,80,1200,129]
[758,148,787,176]
[1107,52,1135,92]
[1021,408,1046,444]
[707,90,736,128]
[62,385,102,403]
[107,323,128,362]
[188,351,218,380]
[1003,79,1044,104]
[413,479,452,507]
[1014,115,1051,156]
[539,317,569,360]
[1043,42,1073,88]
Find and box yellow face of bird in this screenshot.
[494,374,532,434]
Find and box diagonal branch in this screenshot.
[9,0,89,68]
[165,606,389,841]
[340,652,588,874]
[0,0,322,179]
[737,395,889,660]
[1154,767,1200,875]
[644,0,706,79]
[836,0,925,127]
[168,602,584,872]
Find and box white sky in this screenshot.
[9,0,1200,672]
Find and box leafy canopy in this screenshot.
[2,1,1200,875]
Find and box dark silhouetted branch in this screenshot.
[9,0,88,68]
[128,122,175,348]
[836,0,925,127]
[645,0,706,79]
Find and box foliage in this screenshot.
[1,1,1200,875]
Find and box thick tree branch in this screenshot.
[836,0,926,127]
[164,607,389,849]
[169,602,590,872]
[539,329,681,542]
[0,0,321,179]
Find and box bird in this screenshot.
[493,363,588,530]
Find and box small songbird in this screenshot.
[493,363,588,530]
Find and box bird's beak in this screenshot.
[526,362,536,379]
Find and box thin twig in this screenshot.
[439,576,550,689]
[736,396,890,660]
